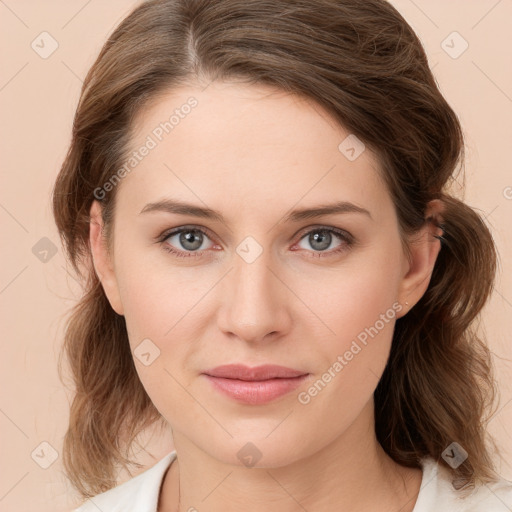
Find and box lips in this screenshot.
[203,364,307,381]
[202,364,310,405]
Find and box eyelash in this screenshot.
[157,225,354,260]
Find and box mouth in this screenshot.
[203,363,308,380]
[202,364,310,405]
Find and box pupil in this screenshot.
[311,230,331,251]
[181,230,202,250]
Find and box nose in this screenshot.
[216,247,292,344]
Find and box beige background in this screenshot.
[1,1,511,511]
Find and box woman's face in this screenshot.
[93,80,421,467]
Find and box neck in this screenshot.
[158,401,422,512]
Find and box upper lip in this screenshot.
[203,364,308,381]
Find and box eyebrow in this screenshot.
[139,198,372,222]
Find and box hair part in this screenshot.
[52,0,501,499]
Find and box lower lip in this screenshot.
[203,374,309,405]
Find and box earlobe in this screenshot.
[396,199,445,317]
[89,200,124,316]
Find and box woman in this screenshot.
[52,0,512,510]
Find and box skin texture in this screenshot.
[89,81,443,512]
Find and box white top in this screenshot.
[73,450,512,511]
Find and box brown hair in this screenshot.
[52,0,501,500]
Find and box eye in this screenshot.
[293,227,354,258]
[157,225,354,259]
[159,226,217,258]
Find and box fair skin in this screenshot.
[89,81,443,512]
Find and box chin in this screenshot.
[198,433,312,470]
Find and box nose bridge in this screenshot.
[217,237,290,342]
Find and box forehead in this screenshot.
[115,80,390,221]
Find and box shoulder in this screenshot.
[71,451,177,512]
[413,457,512,512]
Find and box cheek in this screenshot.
[305,244,403,342]
[298,282,399,418]
[112,234,202,338]
[114,259,199,414]
[113,249,216,394]
[117,271,168,341]
[300,241,403,389]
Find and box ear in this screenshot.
[396,199,444,318]
[89,200,124,315]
